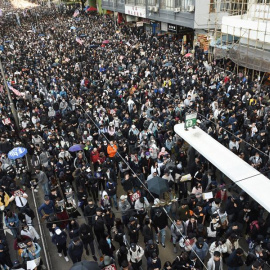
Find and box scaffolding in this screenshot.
[207,0,270,79]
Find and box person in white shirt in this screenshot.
[9,187,29,209]
[21,223,40,242]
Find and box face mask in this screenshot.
[107,238,111,245]
[152,259,157,263]
[240,197,244,201]
[146,156,150,160]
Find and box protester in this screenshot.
[0,5,270,270]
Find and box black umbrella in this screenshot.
[147,176,169,196]
[70,261,99,270]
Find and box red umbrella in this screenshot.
[102,40,110,44]
[87,6,97,12]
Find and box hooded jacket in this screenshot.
[127,245,144,263]
[79,223,94,243]
[191,240,209,261]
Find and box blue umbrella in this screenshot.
[69,144,84,152]
[80,34,87,37]
[70,26,76,30]
[38,34,45,37]
[8,147,27,160]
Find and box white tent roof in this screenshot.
[174,123,270,212]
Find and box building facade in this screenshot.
[101,0,230,50]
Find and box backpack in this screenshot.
[250,220,259,234]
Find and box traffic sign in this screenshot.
[185,112,197,129]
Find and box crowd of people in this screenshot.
[0,2,270,270]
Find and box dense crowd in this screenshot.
[0,3,270,270]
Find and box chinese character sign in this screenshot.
[125,5,146,18]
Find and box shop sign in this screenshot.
[168,23,177,33]
[136,21,144,27]
[125,5,146,18]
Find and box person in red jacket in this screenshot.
[90,148,101,170]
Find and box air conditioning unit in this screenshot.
[188,5,195,12]
[153,6,159,12]
[174,7,181,12]
[148,6,154,11]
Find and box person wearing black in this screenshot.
[227,248,244,270]
[51,227,69,262]
[99,232,115,257]
[147,252,161,270]
[112,218,125,247]
[92,207,105,243]
[68,237,84,264]
[188,252,203,270]
[79,223,97,261]
[153,208,168,247]
[145,240,159,260]
[104,206,115,236]
[143,217,154,244]
[84,199,97,226]
[127,216,140,244]
[116,246,129,267]
[0,237,12,269]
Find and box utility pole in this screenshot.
[0,57,20,133]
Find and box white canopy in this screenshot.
[174,123,270,212]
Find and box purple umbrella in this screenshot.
[68,144,84,152]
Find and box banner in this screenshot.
[7,83,24,97]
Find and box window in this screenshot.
[126,0,135,4]
[160,0,191,10]
[148,0,157,5]
[209,0,216,12]
[136,0,146,5]
[220,0,248,15]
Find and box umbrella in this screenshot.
[52,63,60,67]
[27,30,33,33]
[38,34,45,37]
[70,261,99,270]
[147,176,169,196]
[80,34,87,37]
[89,44,98,48]
[102,40,110,44]
[184,53,193,58]
[70,26,76,30]
[8,147,27,160]
[163,62,173,67]
[87,6,97,12]
[68,144,84,152]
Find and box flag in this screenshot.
[73,9,79,18]
[76,37,83,45]
[7,83,24,97]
